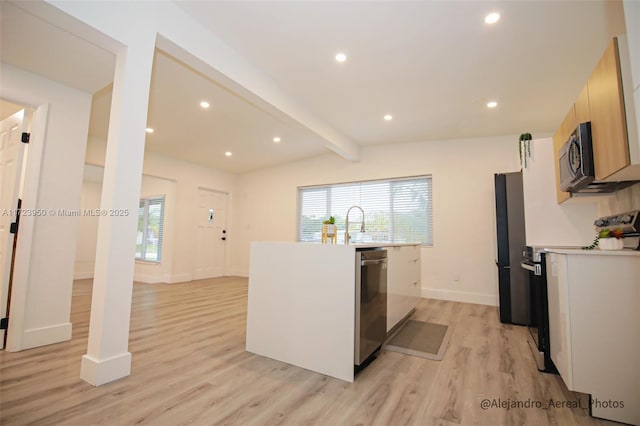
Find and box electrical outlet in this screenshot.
[453,273,460,282]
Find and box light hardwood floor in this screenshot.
[0,277,615,425]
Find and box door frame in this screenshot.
[0,108,28,349]
[2,102,48,351]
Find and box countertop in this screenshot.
[272,242,421,249]
[544,247,640,256]
[349,242,421,248]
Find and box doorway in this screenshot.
[0,103,30,349]
[194,187,228,280]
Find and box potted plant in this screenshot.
[519,132,532,168]
[322,216,337,243]
[583,228,624,250]
[598,228,624,250]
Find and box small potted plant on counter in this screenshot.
[598,228,624,250]
[583,228,624,250]
[322,216,337,244]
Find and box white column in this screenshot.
[80,36,155,386]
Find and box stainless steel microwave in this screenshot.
[559,122,594,192]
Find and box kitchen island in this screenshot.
[246,241,421,382]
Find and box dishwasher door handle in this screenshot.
[361,259,387,266]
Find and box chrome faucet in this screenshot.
[345,205,365,245]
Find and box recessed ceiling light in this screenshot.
[145,128,154,134]
[225,151,233,157]
[273,137,281,143]
[484,12,500,24]
[487,101,498,108]
[200,101,210,109]
[335,52,347,63]
[383,114,393,121]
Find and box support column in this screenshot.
[80,36,155,386]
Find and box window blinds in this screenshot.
[136,196,165,262]
[298,176,433,245]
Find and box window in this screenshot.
[136,196,165,262]
[298,176,433,245]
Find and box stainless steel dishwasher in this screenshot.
[355,248,388,366]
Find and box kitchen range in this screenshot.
[521,245,556,374]
[519,210,640,425]
[522,210,640,372]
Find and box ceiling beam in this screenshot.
[29,0,361,161]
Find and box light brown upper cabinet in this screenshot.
[553,37,635,204]
[575,84,591,124]
[588,38,630,180]
[553,106,576,204]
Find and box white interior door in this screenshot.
[0,110,27,349]
[194,188,227,280]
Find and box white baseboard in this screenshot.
[73,272,94,280]
[133,273,172,284]
[80,352,131,386]
[135,272,250,285]
[192,271,217,281]
[168,273,192,284]
[74,261,95,280]
[421,288,498,307]
[20,322,72,350]
[229,269,249,278]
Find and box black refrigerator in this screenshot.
[494,172,530,325]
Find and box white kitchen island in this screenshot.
[246,241,421,383]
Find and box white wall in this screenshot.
[523,137,640,247]
[84,136,236,283]
[75,176,102,279]
[523,138,600,246]
[597,182,640,215]
[233,135,522,306]
[0,63,91,350]
[74,170,178,283]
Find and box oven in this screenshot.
[521,246,556,373]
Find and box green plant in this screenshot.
[323,216,335,225]
[598,228,624,239]
[582,228,624,250]
[519,133,532,168]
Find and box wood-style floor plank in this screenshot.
[0,277,615,425]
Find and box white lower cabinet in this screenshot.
[546,252,640,425]
[546,254,573,388]
[386,245,421,332]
